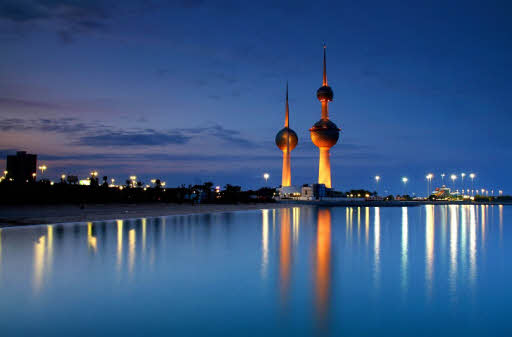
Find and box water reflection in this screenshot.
[401,207,408,293]
[261,209,269,278]
[374,207,380,288]
[293,207,300,245]
[315,208,332,333]
[469,205,477,285]
[33,235,46,293]
[128,229,136,275]
[0,204,507,336]
[142,218,147,255]
[365,207,370,245]
[117,220,123,271]
[425,205,434,298]
[87,222,97,253]
[449,205,458,298]
[279,208,292,306]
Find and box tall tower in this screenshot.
[310,45,340,188]
[275,83,298,187]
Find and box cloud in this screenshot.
[0,0,112,43]
[0,117,258,148]
[76,130,190,146]
[0,97,63,110]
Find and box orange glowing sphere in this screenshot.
[310,119,340,148]
[316,85,333,102]
[275,127,298,151]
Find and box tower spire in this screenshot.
[285,81,289,128]
[323,44,327,86]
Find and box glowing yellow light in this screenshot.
[161,182,166,187]
[130,176,137,181]
[119,186,123,190]
[470,173,475,179]
[61,174,66,180]
[375,175,380,182]
[402,177,408,183]
[3,170,7,176]
[150,179,156,184]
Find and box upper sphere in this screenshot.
[275,127,298,151]
[309,119,340,148]
[317,85,333,102]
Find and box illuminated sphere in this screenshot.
[310,119,340,148]
[316,85,333,102]
[275,127,298,151]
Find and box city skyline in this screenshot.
[1,0,511,194]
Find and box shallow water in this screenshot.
[0,205,510,336]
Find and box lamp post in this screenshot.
[426,173,433,197]
[441,173,445,185]
[461,173,466,195]
[402,177,408,196]
[450,174,457,190]
[38,165,47,177]
[263,173,269,184]
[375,175,380,195]
[469,173,475,194]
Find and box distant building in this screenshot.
[6,151,37,183]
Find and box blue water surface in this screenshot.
[0,205,510,336]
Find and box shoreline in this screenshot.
[0,203,292,228]
[0,200,509,228]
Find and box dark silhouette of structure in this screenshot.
[6,151,37,183]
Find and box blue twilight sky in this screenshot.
[0,0,511,195]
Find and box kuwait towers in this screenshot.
[310,45,340,188]
[275,84,298,187]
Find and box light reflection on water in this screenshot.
[0,205,511,337]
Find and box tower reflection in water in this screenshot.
[315,208,332,333]
[279,208,292,307]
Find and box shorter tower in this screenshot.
[275,84,298,187]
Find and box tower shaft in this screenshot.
[321,101,328,120]
[281,149,291,187]
[318,147,331,188]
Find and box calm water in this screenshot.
[0,205,510,336]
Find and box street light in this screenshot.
[402,177,408,195]
[375,175,380,194]
[426,173,433,196]
[39,165,47,175]
[469,173,475,194]
[461,173,466,194]
[450,174,457,190]
[263,173,269,183]
[441,173,445,185]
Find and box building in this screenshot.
[309,45,340,188]
[6,151,37,183]
[275,83,298,187]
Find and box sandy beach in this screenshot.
[0,203,295,227]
